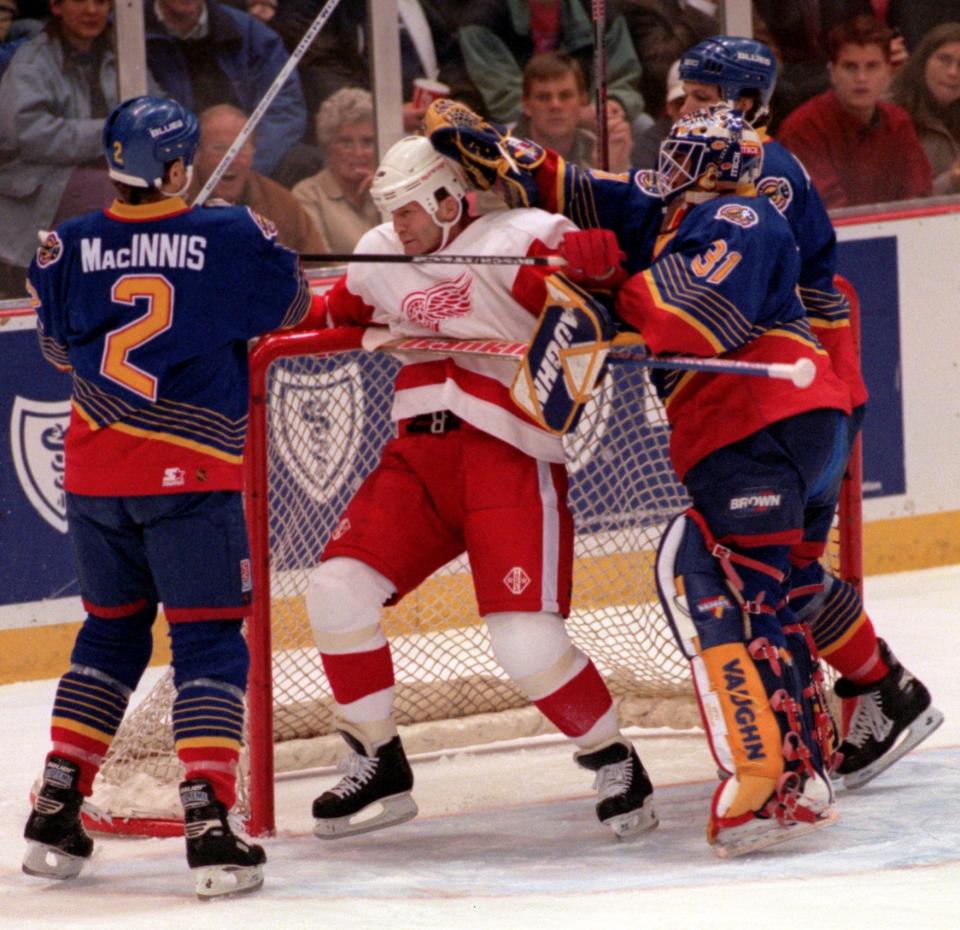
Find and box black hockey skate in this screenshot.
[575,740,658,838]
[312,731,417,839]
[180,778,266,898]
[23,756,93,880]
[834,639,944,789]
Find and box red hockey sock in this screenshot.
[821,613,889,685]
[534,660,613,738]
[321,643,395,706]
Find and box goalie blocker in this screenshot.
[510,275,618,435]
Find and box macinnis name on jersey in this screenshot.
[80,234,208,273]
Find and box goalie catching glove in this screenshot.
[425,98,544,208]
[510,275,617,435]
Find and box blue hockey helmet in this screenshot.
[678,36,777,124]
[103,96,200,189]
[657,104,764,202]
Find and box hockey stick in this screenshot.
[299,252,566,267]
[375,334,816,388]
[592,0,609,171]
[192,0,344,207]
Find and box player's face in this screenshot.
[391,201,442,255]
[522,73,585,144]
[679,82,722,116]
[830,43,891,121]
[326,119,376,185]
[52,0,110,50]
[925,42,960,107]
[195,115,254,204]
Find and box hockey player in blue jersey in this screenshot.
[22,95,312,897]
[426,46,943,790]
[676,36,943,789]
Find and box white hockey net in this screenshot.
[90,329,700,832]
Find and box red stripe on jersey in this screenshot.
[64,409,243,495]
[616,271,720,357]
[321,643,395,706]
[324,275,377,327]
[535,149,565,212]
[534,660,613,738]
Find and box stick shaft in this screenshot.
[300,253,566,267]
[381,336,812,385]
[592,0,609,171]
[192,0,344,207]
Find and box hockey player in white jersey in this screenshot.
[303,136,657,841]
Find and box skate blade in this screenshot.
[713,808,838,859]
[193,863,264,899]
[22,841,86,880]
[606,802,659,840]
[842,705,945,790]
[313,793,418,840]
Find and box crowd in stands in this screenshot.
[2,0,960,297]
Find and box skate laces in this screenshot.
[594,758,632,800]
[846,690,894,748]
[330,751,378,798]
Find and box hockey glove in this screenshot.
[510,275,616,435]
[559,229,627,289]
[425,99,544,208]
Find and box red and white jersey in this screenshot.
[322,208,577,463]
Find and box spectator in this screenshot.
[515,52,593,164]
[887,0,960,53]
[778,15,932,208]
[292,88,379,254]
[620,0,718,119]
[271,1,477,135]
[891,22,960,196]
[631,57,685,167]
[458,0,645,128]
[0,0,135,297]
[144,0,307,177]
[0,0,16,39]
[188,103,328,254]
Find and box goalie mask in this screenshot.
[657,104,763,203]
[370,136,469,249]
[103,96,199,190]
[679,36,777,127]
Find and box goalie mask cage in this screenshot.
[86,276,863,838]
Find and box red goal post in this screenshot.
[86,274,864,838]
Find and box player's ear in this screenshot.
[161,158,187,194]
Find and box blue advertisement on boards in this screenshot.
[0,327,77,606]
[835,236,906,499]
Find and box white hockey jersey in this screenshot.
[323,208,577,463]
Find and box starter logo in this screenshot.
[729,489,782,514]
[401,271,472,331]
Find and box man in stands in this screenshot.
[188,104,328,254]
[515,51,632,172]
[778,15,932,207]
[301,135,658,844]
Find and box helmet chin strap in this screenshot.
[161,164,193,199]
[431,197,464,251]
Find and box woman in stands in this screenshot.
[891,22,960,196]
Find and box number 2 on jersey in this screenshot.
[102,274,174,401]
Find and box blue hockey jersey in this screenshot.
[28,196,311,495]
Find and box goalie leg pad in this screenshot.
[510,275,616,435]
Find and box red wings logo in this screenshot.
[400,271,473,331]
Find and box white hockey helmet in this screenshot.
[371,136,468,245]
